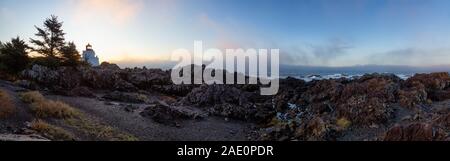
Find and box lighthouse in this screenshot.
[82,43,100,66]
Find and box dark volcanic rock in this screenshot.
[102,91,149,103]
[179,84,275,122]
[428,90,450,102]
[303,79,343,104]
[384,123,448,141]
[294,116,338,141]
[121,68,171,89]
[21,64,174,92]
[405,72,450,91]
[100,62,121,70]
[180,84,249,106]
[151,84,195,96]
[140,103,205,126]
[67,86,95,97]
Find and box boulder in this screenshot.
[140,103,205,126]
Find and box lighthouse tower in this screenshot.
[82,43,100,66]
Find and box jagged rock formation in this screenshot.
[18,64,450,141]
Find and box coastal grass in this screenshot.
[0,89,16,119]
[19,91,45,103]
[20,91,79,119]
[20,91,136,141]
[30,119,74,141]
[65,117,138,141]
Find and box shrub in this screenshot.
[0,90,16,118]
[30,119,74,141]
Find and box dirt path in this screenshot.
[47,95,252,141]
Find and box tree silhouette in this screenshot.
[0,37,30,75]
[60,42,82,66]
[30,15,65,67]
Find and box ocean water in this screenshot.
[278,65,450,82]
[280,73,413,82]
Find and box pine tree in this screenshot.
[60,42,82,66]
[30,15,65,67]
[0,37,30,74]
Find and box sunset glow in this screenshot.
[2,0,450,67]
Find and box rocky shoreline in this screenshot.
[1,63,449,141]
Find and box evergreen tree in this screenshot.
[60,42,82,66]
[0,37,30,75]
[30,15,65,67]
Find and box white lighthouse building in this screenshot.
[82,43,100,66]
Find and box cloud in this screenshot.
[368,48,450,66]
[71,0,144,25]
[280,38,353,66]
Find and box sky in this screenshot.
[1,0,450,67]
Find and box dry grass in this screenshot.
[20,91,136,141]
[0,89,16,119]
[336,117,351,130]
[65,117,138,141]
[20,91,79,119]
[30,119,74,141]
[19,91,45,103]
[30,100,79,119]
